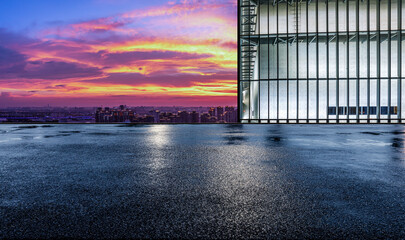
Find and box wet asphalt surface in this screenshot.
[0,124,405,239]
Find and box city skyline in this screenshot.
[0,0,237,107]
[0,105,238,123]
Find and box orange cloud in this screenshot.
[0,0,237,106]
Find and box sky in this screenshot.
[0,0,237,107]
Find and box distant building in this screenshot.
[200,113,210,123]
[191,111,200,123]
[209,107,215,117]
[95,107,134,123]
[224,107,237,123]
[150,110,160,123]
[216,106,224,121]
[178,111,190,123]
[201,113,218,123]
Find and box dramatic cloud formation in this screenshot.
[0,0,237,107]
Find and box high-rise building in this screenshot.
[209,107,216,117]
[191,111,200,123]
[95,107,134,123]
[178,111,190,123]
[238,0,404,123]
[216,106,224,121]
[224,108,238,123]
[150,110,160,123]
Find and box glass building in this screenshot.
[238,0,405,123]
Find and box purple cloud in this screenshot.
[101,51,213,66]
[81,70,236,87]
[21,61,102,80]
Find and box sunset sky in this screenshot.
[0,0,237,107]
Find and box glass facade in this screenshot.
[238,0,404,123]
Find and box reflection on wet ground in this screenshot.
[0,124,405,239]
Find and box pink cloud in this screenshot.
[0,0,237,107]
